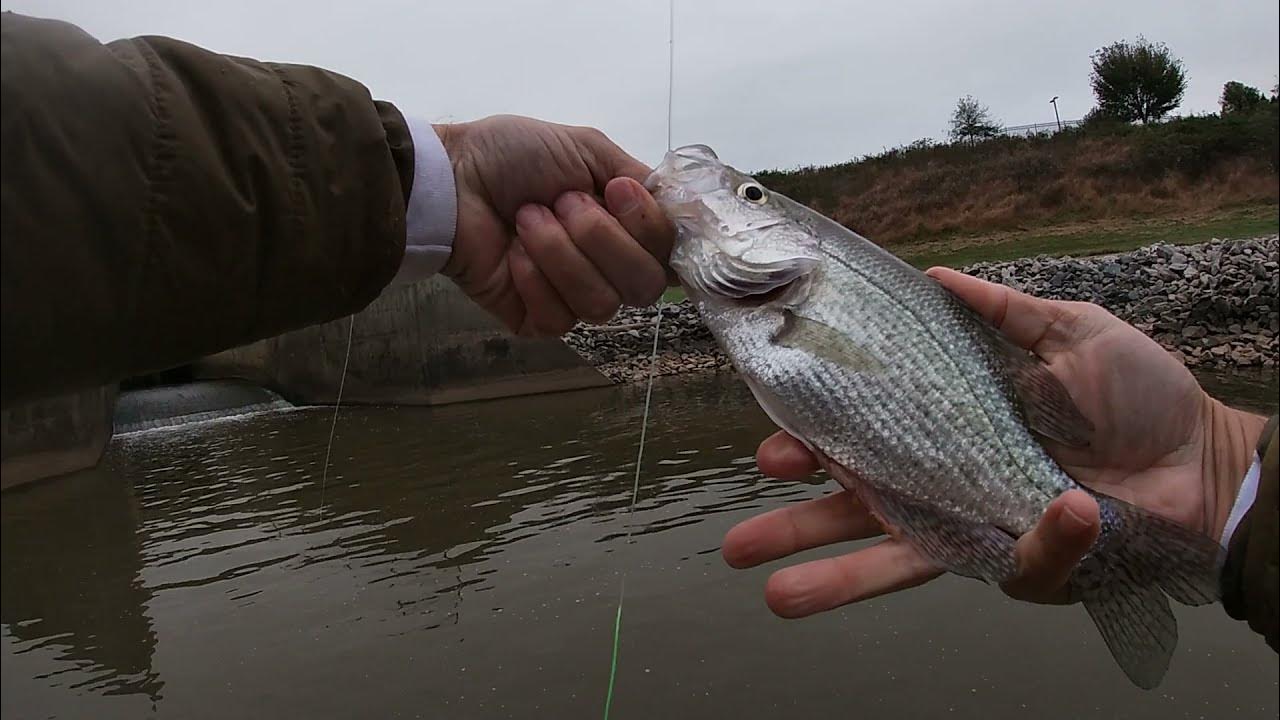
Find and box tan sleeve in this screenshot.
[1,12,414,407]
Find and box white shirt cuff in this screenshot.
[1220,451,1261,549]
[391,116,457,285]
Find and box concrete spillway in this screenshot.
[2,278,609,489]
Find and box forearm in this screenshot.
[1,13,412,407]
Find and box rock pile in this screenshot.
[563,236,1279,382]
[562,303,727,383]
[965,235,1278,369]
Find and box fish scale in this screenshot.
[647,143,1225,690]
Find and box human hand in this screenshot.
[435,115,674,336]
[723,266,1268,617]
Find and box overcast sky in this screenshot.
[4,0,1278,171]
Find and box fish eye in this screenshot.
[736,182,767,204]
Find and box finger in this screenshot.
[764,539,942,618]
[603,177,676,272]
[756,431,820,481]
[571,126,652,186]
[508,242,576,337]
[722,490,883,569]
[926,266,1071,353]
[1000,489,1100,604]
[554,191,667,307]
[516,204,621,324]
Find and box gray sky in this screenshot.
[4,0,1278,171]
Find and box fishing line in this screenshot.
[666,0,675,152]
[319,313,356,513]
[602,3,675,718]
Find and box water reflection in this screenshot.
[1,468,162,706]
[2,371,1276,719]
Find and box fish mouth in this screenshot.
[645,144,726,197]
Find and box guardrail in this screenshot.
[998,119,1082,136]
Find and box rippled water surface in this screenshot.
[3,372,1277,719]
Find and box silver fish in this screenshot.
[646,144,1222,689]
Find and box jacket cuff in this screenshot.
[1221,451,1262,548]
[392,116,457,285]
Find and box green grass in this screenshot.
[656,204,1278,304]
[661,286,687,303]
[897,204,1278,269]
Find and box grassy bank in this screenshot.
[898,203,1279,268]
[757,108,1278,248]
[658,203,1277,303]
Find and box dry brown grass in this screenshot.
[757,109,1279,248]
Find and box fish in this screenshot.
[644,144,1224,689]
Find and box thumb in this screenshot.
[1000,489,1100,604]
[926,266,1070,353]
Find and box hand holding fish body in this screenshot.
[646,145,1224,689]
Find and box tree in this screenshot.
[1089,37,1187,124]
[948,95,1001,143]
[1220,81,1266,114]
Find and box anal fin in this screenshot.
[826,464,1017,583]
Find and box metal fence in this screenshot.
[997,119,1082,136]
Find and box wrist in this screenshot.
[432,122,469,279]
[432,122,464,166]
[1201,393,1268,541]
[389,116,458,285]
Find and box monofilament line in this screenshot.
[603,4,676,714]
[602,303,663,720]
[319,314,355,512]
[666,0,675,151]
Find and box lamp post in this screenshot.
[1050,96,1062,131]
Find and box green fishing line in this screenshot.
[602,583,625,719]
[602,303,663,720]
[603,3,674,716]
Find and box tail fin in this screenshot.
[1082,583,1176,689]
[1071,493,1224,689]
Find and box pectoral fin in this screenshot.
[772,311,885,373]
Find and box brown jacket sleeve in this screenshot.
[1220,415,1279,651]
[1,12,414,407]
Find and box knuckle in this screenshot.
[576,125,609,146]
[572,205,613,238]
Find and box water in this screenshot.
[2,370,1277,719]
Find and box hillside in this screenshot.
[754,108,1279,265]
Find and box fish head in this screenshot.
[646,145,822,306]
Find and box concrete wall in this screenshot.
[1,385,117,491]
[113,380,293,435]
[193,277,610,405]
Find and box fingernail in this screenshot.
[606,179,642,215]
[1060,505,1091,534]
[515,204,547,231]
